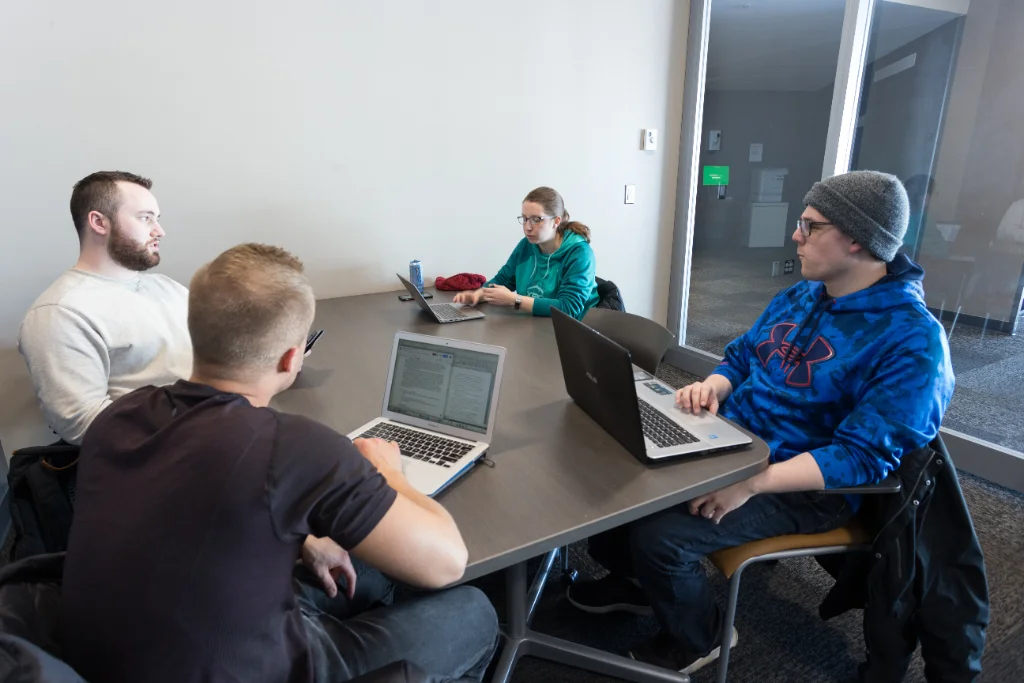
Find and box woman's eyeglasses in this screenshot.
[518,215,554,226]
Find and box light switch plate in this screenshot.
[642,128,658,151]
[708,130,722,151]
[624,184,636,204]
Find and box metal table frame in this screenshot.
[490,548,690,683]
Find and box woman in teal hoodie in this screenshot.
[454,187,599,320]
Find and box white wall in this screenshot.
[0,0,689,451]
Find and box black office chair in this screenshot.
[582,308,676,375]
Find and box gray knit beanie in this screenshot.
[803,170,909,262]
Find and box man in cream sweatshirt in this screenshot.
[19,171,192,445]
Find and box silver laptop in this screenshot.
[348,332,506,496]
[551,307,750,464]
[634,375,752,460]
[397,273,485,323]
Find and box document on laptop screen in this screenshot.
[388,346,453,420]
[388,340,499,434]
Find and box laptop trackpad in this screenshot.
[643,387,720,435]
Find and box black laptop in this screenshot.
[551,308,751,465]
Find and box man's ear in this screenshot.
[86,210,112,237]
[849,240,865,255]
[278,346,303,375]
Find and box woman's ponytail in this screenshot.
[558,219,591,243]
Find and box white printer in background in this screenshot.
[751,167,789,203]
[749,168,790,248]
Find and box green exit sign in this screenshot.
[703,165,730,185]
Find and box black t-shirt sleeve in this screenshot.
[266,413,397,549]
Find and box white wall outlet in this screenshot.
[624,184,636,204]
[642,128,658,151]
[708,129,722,151]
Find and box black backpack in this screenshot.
[6,443,79,561]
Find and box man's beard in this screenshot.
[107,219,159,271]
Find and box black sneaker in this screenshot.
[629,627,739,674]
[566,576,654,616]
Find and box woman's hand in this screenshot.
[453,289,485,306]
[480,285,517,307]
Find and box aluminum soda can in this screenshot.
[409,260,424,293]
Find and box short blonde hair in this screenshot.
[188,244,314,375]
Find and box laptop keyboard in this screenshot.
[638,400,700,449]
[357,423,475,468]
[432,304,466,321]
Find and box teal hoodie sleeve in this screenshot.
[486,240,527,290]
[531,242,597,320]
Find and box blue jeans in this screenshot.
[294,561,498,682]
[588,491,851,657]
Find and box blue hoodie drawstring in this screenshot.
[783,290,832,369]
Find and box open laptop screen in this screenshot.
[386,338,499,435]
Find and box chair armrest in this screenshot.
[822,473,901,495]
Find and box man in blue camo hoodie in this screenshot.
[567,171,955,674]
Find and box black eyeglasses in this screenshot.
[796,218,834,238]
[517,215,554,226]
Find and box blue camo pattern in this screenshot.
[712,254,954,489]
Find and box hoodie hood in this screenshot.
[782,253,927,367]
[533,231,589,261]
[484,232,599,319]
[821,252,926,313]
[521,232,590,299]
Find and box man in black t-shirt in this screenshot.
[61,244,498,683]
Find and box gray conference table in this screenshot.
[273,289,769,683]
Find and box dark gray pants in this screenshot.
[295,561,498,682]
[589,492,852,658]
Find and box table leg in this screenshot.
[526,548,558,625]
[489,561,689,683]
[489,562,528,683]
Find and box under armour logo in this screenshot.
[755,322,835,387]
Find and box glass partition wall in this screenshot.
[669,0,1024,491]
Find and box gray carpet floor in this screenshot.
[494,364,1024,683]
[684,253,1024,453]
